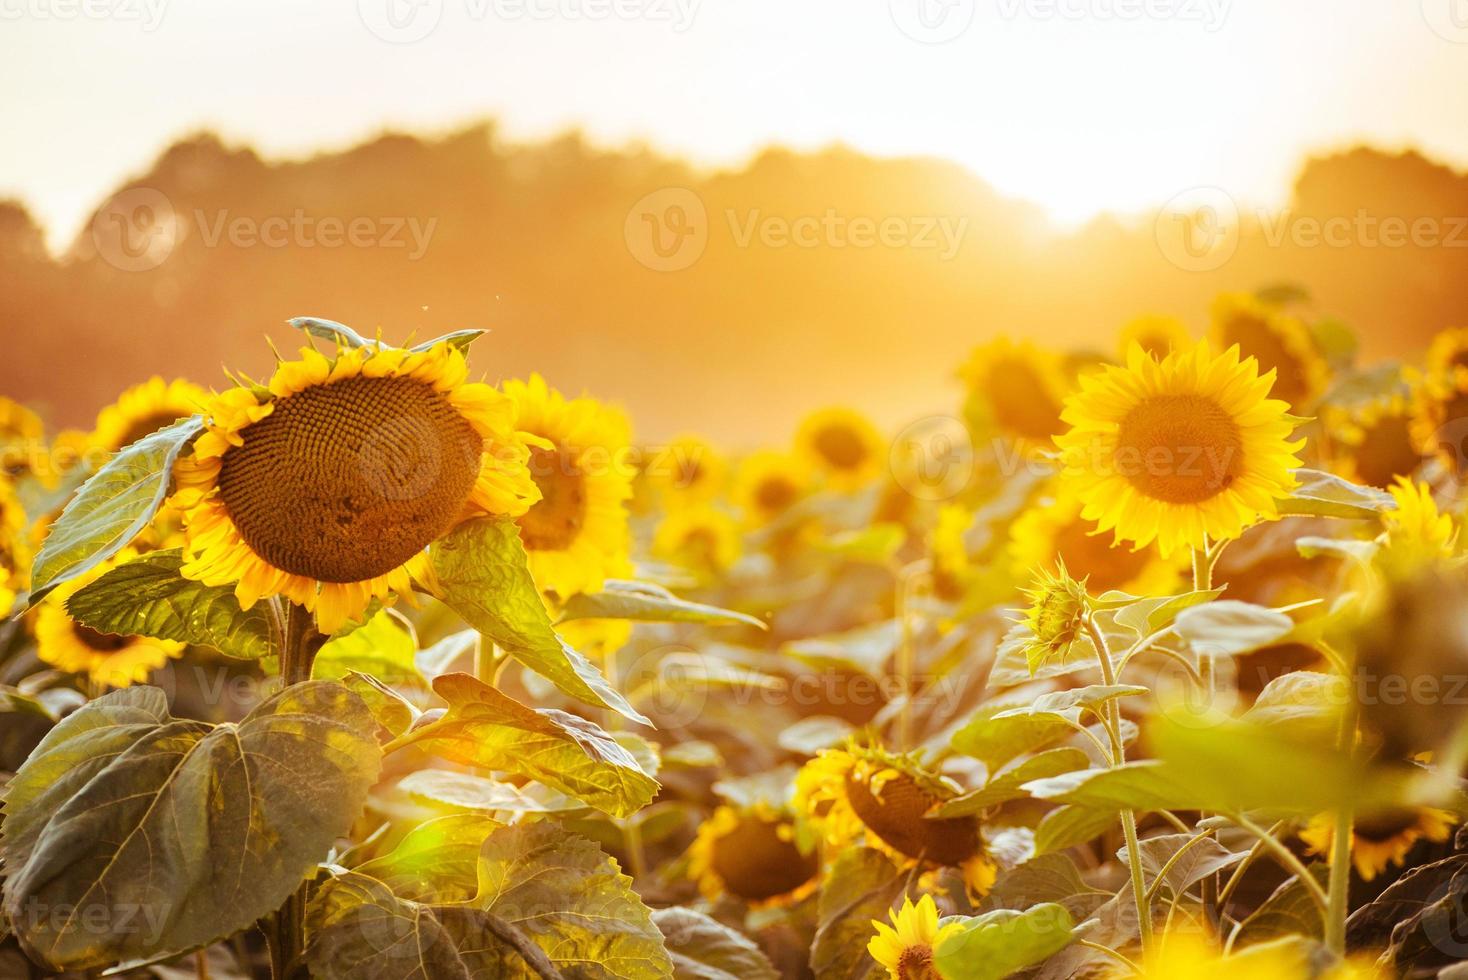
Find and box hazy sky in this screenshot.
[4,0,1468,249]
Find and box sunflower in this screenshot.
[504,374,634,599]
[795,407,885,490]
[555,617,634,661]
[930,504,974,598]
[1054,342,1305,557]
[36,551,185,688]
[644,434,727,503]
[1300,807,1457,881]
[1120,314,1192,360]
[1019,564,1090,672]
[1380,477,1456,572]
[1121,930,1310,980]
[1208,293,1328,409]
[0,480,27,614]
[652,506,741,580]
[868,894,961,980]
[731,450,811,525]
[959,339,1069,446]
[688,804,820,907]
[1426,327,1468,378]
[174,341,540,633]
[1325,392,1422,489]
[1009,487,1181,596]
[0,396,45,483]
[1410,366,1468,475]
[795,744,997,898]
[89,376,209,455]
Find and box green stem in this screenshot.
[1191,544,1221,922]
[1324,696,1359,955]
[1084,617,1153,955]
[1230,812,1328,912]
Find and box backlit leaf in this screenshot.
[1174,600,1295,657]
[29,417,203,604]
[65,548,271,660]
[1279,468,1395,519]
[314,609,425,687]
[289,315,372,349]
[653,907,778,980]
[932,903,1076,980]
[559,579,765,630]
[935,748,1090,817]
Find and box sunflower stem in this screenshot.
[1190,543,1222,922]
[1325,692,1359,956]
[1083,616,1153,955]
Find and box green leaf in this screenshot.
[1122,833,1245,898]
[411,672,658,818]
[410,328,485,354]
[1033,805,1117,856]
[935,748,1090,817]
[341,670,419,738]
[1111,588,1224,637]
[289,315,372,348]
[951,708,1075,773]
[29,417,203,604]
[314,609,425,686]
[430,517,650,726]
[64,548,272,660]
[932,903,1076,980]
[397,769,577,814]
[1233,866,1328,946]
[1,682,380,971]
[995,685,1147,721]
[1242,671,1344,739]
[811,848,903,980]
[1024,761,1207,812]
[778,716,856,755]
[653,908,779,980]
[1278,468,1395,519]
[980,853,1110,919]
[783,620,900,677]
[1296,536,1379,563]
[351,813,503,902]
[558,579,765,630]
[1174,600,1295,657]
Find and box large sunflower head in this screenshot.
[1378,477,1457,576]
[1325,392,1422,489]
[731,450,812,525]
[505,374,634,599]
[0,396,46,483]
[644,434,727,504]
[174,341,539,633]
[959,339,1069,446]
[1120,314,1192,360]
[90,376,209,455]
[795,744,996,898]
[688,803,820,907]
[1009,486,1182,596]
[795,407,885,490]
[36,550,185,688]
[1208,293,1328,409]
[867,894,961,980]
[1054,342,1305,557]
[1300,807,1457,882]
[652,506,741,581]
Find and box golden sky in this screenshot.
[4,0,1468,248]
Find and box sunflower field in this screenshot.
[3,299,1468,980]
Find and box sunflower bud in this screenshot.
[1020,563,1090,673]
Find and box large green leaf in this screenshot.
[1111,589,1224,637]
[430,517,650,726]
[558,580,765,630]
[408,672,657,818]
[1278,468,1394,519]
[397,769,577,814]
[0,682,380,971]
[28,416,203,604]
[351,813,503,903]
[932,903,1076,980]
[306,822,673,980]
[64,548,272,660]
[652,908,779,980]
[1122,833,1245,899]
[994,685,1147,720]
[1033,805,1117,856]
[1174,600,1295,657]
[980,853,1110,920]
[950,707,1075,773]
[935,748,1090,817]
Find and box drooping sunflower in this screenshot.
[1120,314,1192,360]
[505,374,634,599]
[0,396,45,483]
[1426,326,1468,378]
[1019,564,1090,673]
[731,450,811,525]
[1054,342,1305,557]
[1300,807,1457,882]
[174,341,541,633]
[688,804,820,907]
[644,434,727,504]
[867,894,961,980]
[36,550,185,688]
[1009,487,1182,596]
[795,743,997,898]
[959,339,1070,446]
[1325,392,1422,489]
[89,376,209,455]
[652,506,741,580]
[1208,293,1328,409]
[795,407,885,490]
